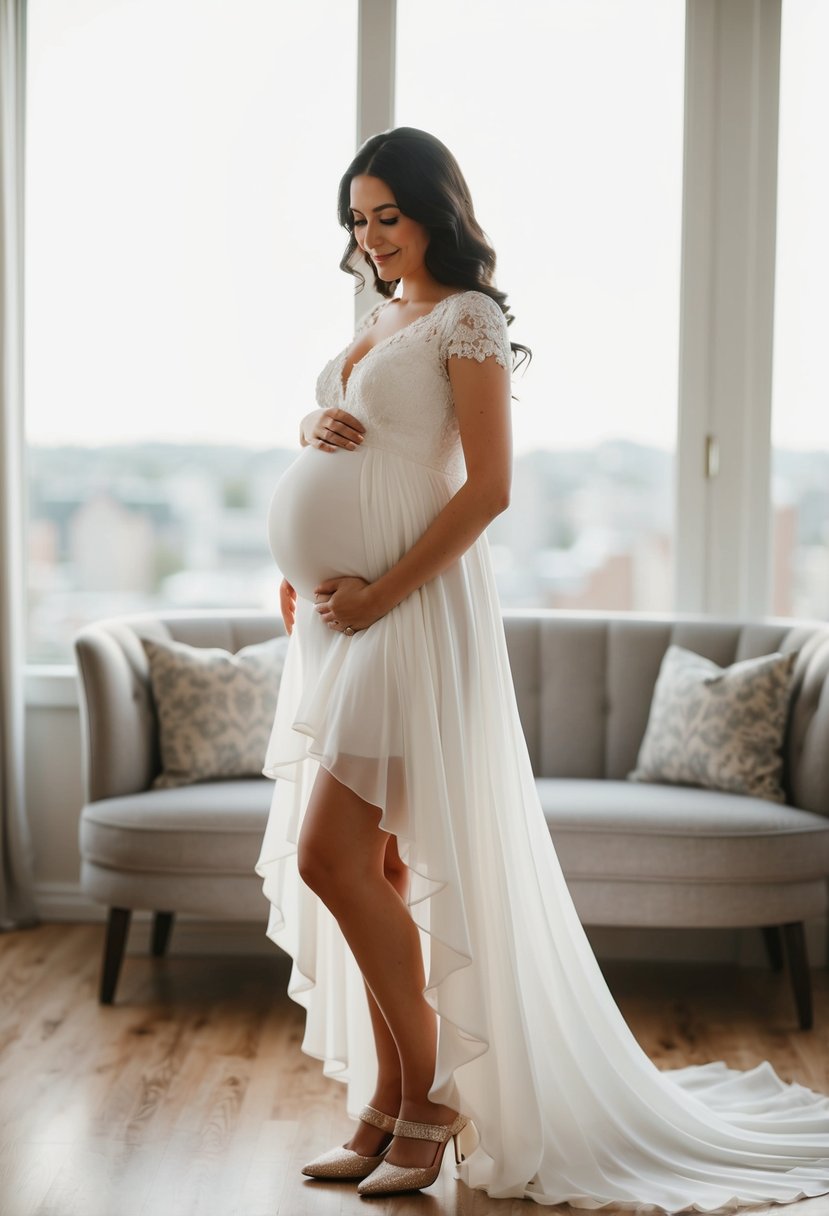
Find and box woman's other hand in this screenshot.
[300,407,366,452]
[279,577,297,634]
[313,576,387,634]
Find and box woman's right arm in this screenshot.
[300,298,387,449]
[300,407,365,452]
[279,577,296,634]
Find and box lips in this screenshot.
[373,252,397,262]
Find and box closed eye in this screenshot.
[352,218,398,227]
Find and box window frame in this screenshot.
[24,0,787,700]
[675,0,781,618]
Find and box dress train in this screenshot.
[256,477,829,1213]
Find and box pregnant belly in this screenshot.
[267,445,371,601]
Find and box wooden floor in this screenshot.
[2,925,829,1216]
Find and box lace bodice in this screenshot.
[314,289,512,480]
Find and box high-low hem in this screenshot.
[255,511,829,1211]
[257,293,829,1212]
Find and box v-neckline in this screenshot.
[338,290,469,398]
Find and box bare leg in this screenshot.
[345,835,406,1157]
[298,767,457,1169]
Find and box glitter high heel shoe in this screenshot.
[301,1104,398,1180]
[356,1111,477,1195]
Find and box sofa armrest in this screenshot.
[73,621,167,802]
[787,629,829,817]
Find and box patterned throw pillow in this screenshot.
[627,644,799,804]
[140,634,290,790]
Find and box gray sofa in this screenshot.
[74,609,829,1025]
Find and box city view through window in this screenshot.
[24,1,826,666]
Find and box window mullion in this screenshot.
[675,0,782,616]
[354,0,396,328]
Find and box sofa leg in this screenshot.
[761,926,784,972]
[152,911,175,957]
[781,921,813,1031]
[100,907,131,1005]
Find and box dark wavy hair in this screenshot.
[337,126,532,377]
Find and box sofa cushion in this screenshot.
[140,634,289,789]
[79,778,273,874]
[538,778,829,883]
[626,644,798,803]
[82,774,829,891]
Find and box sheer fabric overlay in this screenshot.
[256,290,829,1212]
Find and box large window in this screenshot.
[770,0,829,620]
[397,0,685,610]
[26,1,689,664]
[26,0,357,661]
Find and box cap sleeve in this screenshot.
[440,291,512,371]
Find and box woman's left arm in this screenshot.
[314,352,512,631]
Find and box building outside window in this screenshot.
[37,2,821,666]
[25,0,357,662]
[396,0,685,612]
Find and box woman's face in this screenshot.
[348,174,429,282]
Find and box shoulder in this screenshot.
[444,289,503,319]
[440,290,511,370]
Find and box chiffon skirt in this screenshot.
[255,443,829,1213]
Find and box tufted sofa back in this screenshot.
[503,610,829,815]
[74,609,829,816]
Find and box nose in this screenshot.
[363,217,391,255]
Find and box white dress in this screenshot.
[256,289,829,1213]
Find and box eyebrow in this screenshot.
[349,203,399,214]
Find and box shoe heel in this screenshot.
[452,1118,478,1165]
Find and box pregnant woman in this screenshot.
[256,127,829,1208]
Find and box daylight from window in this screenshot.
[397,0,684,615]
[770,0,829,620]
[26,0,357,660]
[27,0,685,662]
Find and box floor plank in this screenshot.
[1,925,828,1216]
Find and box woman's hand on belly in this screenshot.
[279,577,296,634]
[301,407,365,452]
[313,576,386,634]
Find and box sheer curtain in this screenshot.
[0,0,37,930]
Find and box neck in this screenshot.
[395,268,446,305]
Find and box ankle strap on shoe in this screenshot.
[359,1105,397,1134]
[393,1114,465,1143]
